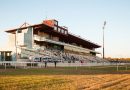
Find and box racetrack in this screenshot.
[0,66,130,90]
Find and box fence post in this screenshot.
[40,62,41,68]
[31,62,32,68]
[126,64,127,71]
[15,62,16,69]
[24,62,26,69]
[116,63,119,71]
[5,63,6,70]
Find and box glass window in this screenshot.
[54,26,57,30]
[65,31,67,34]
[54,21,58,25]
[60,29,62,33]
[7,53,10,56]
[58,28,60,32]
[61,29,64,34]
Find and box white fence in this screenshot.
[0,61,130,70]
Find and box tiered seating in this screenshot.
[21,48,109,63]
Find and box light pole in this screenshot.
[102,21,106,59]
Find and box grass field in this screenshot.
[0,66,130,90]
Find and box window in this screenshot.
[60,29,62,33]
[7,53,10,56]
[65,31,67,34]
[61,29,64,34]
[54,20,58,25]
[54,26,57,31]
[58,28,61,32]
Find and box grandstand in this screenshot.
[2,19,108,63]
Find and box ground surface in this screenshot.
[0,66,130,90]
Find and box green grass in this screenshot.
[1,65,130,75]
[1,65,130,90]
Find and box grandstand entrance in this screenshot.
[0,51,12,61]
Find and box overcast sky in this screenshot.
[0,0,130,58]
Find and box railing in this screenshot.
[1,61,130,70]
[33,35,99,54]
[34,35,46,41]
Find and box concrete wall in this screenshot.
[38,31,50,39]
[2,27,34,61]
[37,32,59,41]
[8,33,15,48]
[6,33,16,61]
[24,27,33,49]
[64,45,90,54]
[52,36,59,41]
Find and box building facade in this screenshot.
[5,19,101,61]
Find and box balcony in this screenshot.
[34,35,65,46]
[33,35,99,54]
[34,35,46,41]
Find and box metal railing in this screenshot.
[0,61,130,70]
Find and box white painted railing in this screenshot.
[0,61,130,70]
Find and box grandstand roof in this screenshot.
[5,20,101,49]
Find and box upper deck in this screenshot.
[5,19,101,50]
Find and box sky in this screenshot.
[0,0,130,58]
